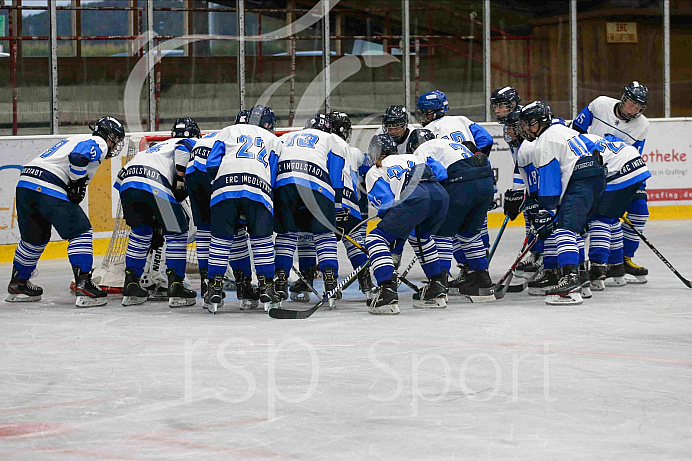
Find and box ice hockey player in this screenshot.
[375,105,417,154]
[115,117,200,308]
[415,89,494,285]
[583,134,651,290]
[572,81,650,283]
[406,128,496,302]
[519,101,606,305]
[204,105,282,313]
[502,109,544,281]
[273,113,347,308]
[7,117,125,307]
[185,122,220,306]
[365,134,450,314]
[490,86,521,123]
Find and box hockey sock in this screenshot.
[365,228,394,284]
[554,228,579,267]
[457,232,488,271]
[480,216,490,249]
[195,225,211,272]
[407,233,441,278]
[275,232,298,272]
[587,218,611,264]
[208,235,233,279]
[434,236,454,273]
[125,226,153,276]
[13,240,47,280]
[623,198,648,258]
[543,234,558,269]
[67,229,94,273]
[577,234,585,264]
[608,220,624,264]
[250,235,275,278]
[229,229,252,276]
[314,232,339,275]
[453,234,468,265]
[164,232,188,276]
[344,225,367,269]
[297,232,317,271]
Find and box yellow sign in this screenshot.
[607,22,637,43]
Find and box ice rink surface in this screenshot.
[1,220,691,460]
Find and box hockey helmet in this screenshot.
[248,105,276,133]
[382,105,410,143]
[171,117,201,138]
[305,113,332,133]
[519,101,552,141]
[91,116,126,158]
[368,133,398,167]
[405,128,436,155]
[328,111,352,142]
[490,86,521,123]
[415,90,448,126]
[235,109,251,125]
[618,81,648,120]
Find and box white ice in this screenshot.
[1,220,691,459]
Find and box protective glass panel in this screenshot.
[670,0,692,117]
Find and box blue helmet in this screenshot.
[406,128,436,155]
[305,113,332,133]
[368,133,398,167]
[248,105,276,133]
[415,90,448,126]
[235,109,251,125]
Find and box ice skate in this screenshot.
[579,262,592,299]
[368,279,400,315]
[515,251,543,278]
[6,267,42,302]
[545,265,583,305]
[122,268,148,306]
[589,262,607,291]
[166,268,197,308]
[289,268,315,303]
[413,273,447,308]
[274,268,289,302]
[458,270,495,303]
[323,268,340,309]
[72,267,107,308]
[205,274,225,314]
[605,262,627,287]
[199,268,209,308]
[357,269,375,304]
[528,268,559,296]
[258,275,282,311]
[234,270,260,310]
[624,256,648,284]
[447,263,470,289]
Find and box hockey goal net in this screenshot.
[93,129,293,293]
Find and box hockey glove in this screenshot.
[473,151,489,167]
[335,208,350,242]
[173,175,188,202]
[533,210,556,240]
[503,189,524,221]
[520,197,540,222]
[67,177,89,204]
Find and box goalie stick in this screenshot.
[268,260,371,319]
[622,216,691,289]
[493,232,539,300]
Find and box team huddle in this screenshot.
[6,81,653,315]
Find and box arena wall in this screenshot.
[0,120,690,262]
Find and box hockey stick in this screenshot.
[622,217,692,288]
[494,232,539,300]
[488,215,509,264]
[268,260,371,319]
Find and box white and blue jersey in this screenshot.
[276,128,346,203]
[365,154,425,215]
[573,134,651,192]
[205,124,281,214]
[508,142,526,191]
[340,144,364,220]
[409,138,477,181]
[572,96,649,154]
[186,131,218,174]
[516,139,539,198]
[115,137,194,203]
[18,134,109,202]
[426,115,494,154]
